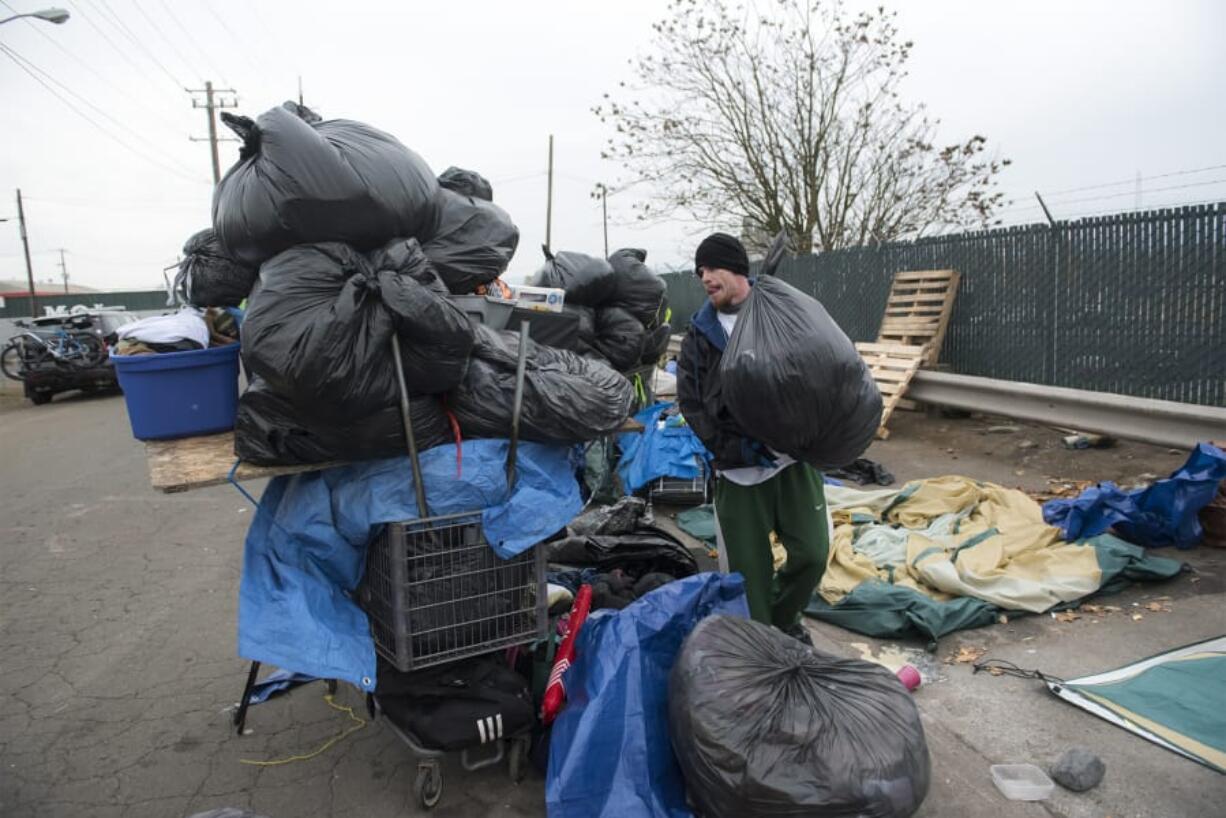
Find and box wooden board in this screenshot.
[145,417,649,494]
[876,269,961,366]
[856,342,927,439]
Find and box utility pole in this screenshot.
[1135,170,1142,210]
[298,75,304,106]
[545,134,554,251]
[57,248,68,294]
[16,189,37,317]
[600,184,609,257]
[188,81,238,185]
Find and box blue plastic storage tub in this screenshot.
[111,344,241,440]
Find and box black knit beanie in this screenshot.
[694,232,749,277]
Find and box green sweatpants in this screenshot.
[713,463,829,627]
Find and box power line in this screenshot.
[127,0,204,81]
[1046,163,1226,197]
[75,0,185,89]
[197,0,276,85]
[61,0,172,95]
[158,0,230,86]
[0,44,207,184]
[1051,177,1226,209]
[0,0,187,135]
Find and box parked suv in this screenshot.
[1,309,138,404]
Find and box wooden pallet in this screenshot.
[855,342,928,439]
[877,269,961,367]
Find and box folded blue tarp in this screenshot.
[1044,442,1226,549]
[546,572,749,818]
[617,402,710,494]
[238,440,581,691]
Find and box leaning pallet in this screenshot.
[855,342,927,439]
[877,269,961,367]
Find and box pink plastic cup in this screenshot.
[896,664,922,692]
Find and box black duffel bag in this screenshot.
[670,615,930,818]
[376,657,535,751]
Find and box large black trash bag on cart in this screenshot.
[720,235,881,469]
[592,306,646,371]
[530,249,618,307]
[175,228,258,307]
[448,323,634,444]
[670,615,931,818]
[241,240,474,419]
[607,247,668,328]
[213,102,438,266]
[437,166,494,201]
[234,377,452,466]
[420,185,519,294]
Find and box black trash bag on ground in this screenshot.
[608,248,668,328]
[531,249,618,307]
[175,228,257,307]
[437,166,493,201]
[640,322,672,365]
[569,496,648,536]
[241,241,473,420]
[670,615,931,818]
[593,306,646,371]
[421,186,519,294]
[721,275,881,469]
[448,323,633,444]
[234,377,451,465]
[545,525,698,579]
[213,102,438,266]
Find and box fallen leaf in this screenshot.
[1054,611,1081,623]
[1103,605,1123,612]
[1190,576,1201,583]
[1132,613,1144,621]
[945,646,986,665]
[1080,603,1108,614]
[1145,601,1170,613]
[988,666,1004,676]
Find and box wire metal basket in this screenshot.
[648,456,711,506]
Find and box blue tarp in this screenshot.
[546,572,749,818]
[1044,442,1226,549]
[617,402,711,494]
[238,440,582,691]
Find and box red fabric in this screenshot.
[541,584,593,725]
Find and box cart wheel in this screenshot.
[508,737,529,783]
[414,761,442,810]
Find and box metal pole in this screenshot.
[1034,191,1056,227]
[390,337,429,517]
[205,81,221,185]
[601,185,608,257]
[58,248,68,294]
[506,320,530,491]
[545,134,554,251]
[16,189,37,317]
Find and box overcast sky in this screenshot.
[1,0,1222,291]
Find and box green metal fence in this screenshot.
[663,203,1226,407]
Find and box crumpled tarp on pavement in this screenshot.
[238,440,581,691]
[806,477,1183,642]
[1043,442,1226,549]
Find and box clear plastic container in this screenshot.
[990,764,1055,801]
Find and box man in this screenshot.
[676,232,828,642]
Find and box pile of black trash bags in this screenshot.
[168,101,635,465]
[531,248,672,372]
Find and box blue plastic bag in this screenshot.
[1044,442,1226,549]
[617,402,711,494]
[546,572,749,818]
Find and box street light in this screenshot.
[0,7,70,26]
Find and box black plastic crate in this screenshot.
[359,512,547,672]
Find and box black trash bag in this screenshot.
[640,322,672,365]
[213,102,438,266]
[366,236,450,295]
[531,249,618,307]
[545,525,698,579]
[593,306,646,371]
[241,241,474,420]
[437,166,494,201]
[721,274,882,469]
[608,248,668,328]
[420,186,519,294]
[175,228,258,307]
[234,377,451,466]
[448,323,634,444]
[569,496,648,536]
[564,304,600,356]
[670,615,931,818]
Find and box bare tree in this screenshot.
[594,0,1010,253]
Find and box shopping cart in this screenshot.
[359,323,545,809]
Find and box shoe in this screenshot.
[782,621,814,647]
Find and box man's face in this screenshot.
[699,266,746,310]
